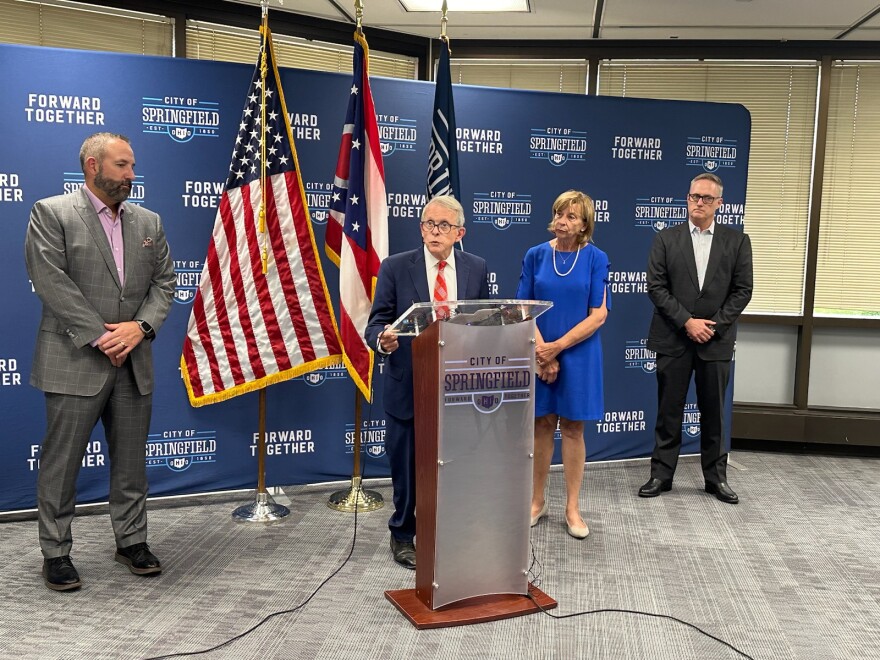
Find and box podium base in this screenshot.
[384,583,556,629]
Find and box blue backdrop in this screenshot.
[0,43,750,512]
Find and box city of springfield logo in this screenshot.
[634,196,687,232]
[686,136,737,172]
[443,355,531,413]
[345,419,386,458]
[174,259,203,304]
[63,172,146,205]
[529,127,587,166]
[472,192,532,230]
[146,430,217,472]
[299,365,349,387]
[377,114,417,156]
[142,96,220,143]
[624,339,656,374]
[683,403,701,438]
[305,181,332,225]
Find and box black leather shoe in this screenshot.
[390,536,416,570]
[638,478,672,497]
[43,556,82,591]
[115,542,162,575]
[705,481,739,504]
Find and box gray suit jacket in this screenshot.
[25,187,175,396]
[646,222,753,361]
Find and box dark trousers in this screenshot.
[650,348,731,484]
[385,412,416,543]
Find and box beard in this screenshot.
[94,169,132,203]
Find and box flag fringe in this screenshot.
[180,353,343,408]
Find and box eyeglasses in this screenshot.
[420,220,461,234]
[687,193,718,204]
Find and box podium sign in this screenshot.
[385,301,558,627]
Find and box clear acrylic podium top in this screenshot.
[388,299,553,336]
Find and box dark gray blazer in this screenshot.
[646,222,753,361]
[25,187,175,396]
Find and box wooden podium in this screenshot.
[383,301,557,629]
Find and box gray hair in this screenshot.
[422,195,465,227]
[690,172,723,197]
[79,132,131,172]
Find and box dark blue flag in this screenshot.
[427,39,460,200]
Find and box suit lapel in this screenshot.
[408,249,431,302]
[74,189,122,290]
[674,223,700,290]
[122,203,141,293]
[455,252,470,300]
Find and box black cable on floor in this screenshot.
[142,489,361,660]
[526,587,757,660]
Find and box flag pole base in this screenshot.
[232,490,290,523]
[327,476,384,513]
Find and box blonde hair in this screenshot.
[547,189,595,247]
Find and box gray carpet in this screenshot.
[1,451,878,660]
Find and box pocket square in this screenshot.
[142,237,154,247]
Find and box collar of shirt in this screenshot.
[82,184,125,223]
[688,218,714,235]
[423,245,457,273]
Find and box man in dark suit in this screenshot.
[638,173,752,504]
[25,132,175,590]
[365,195,489,568]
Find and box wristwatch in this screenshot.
[135,319,156,340]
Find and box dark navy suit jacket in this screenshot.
[364,247,490,419]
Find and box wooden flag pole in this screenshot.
[327,389,384,512]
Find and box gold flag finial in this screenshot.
[355,0,364,34]
[440,0,450,52]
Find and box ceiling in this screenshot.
[234,0,880,41]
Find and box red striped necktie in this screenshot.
[434,260,450,319]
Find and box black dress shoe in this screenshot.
[43,556,82,591]
[390,536,416,570]
[705,481,739,504]
[115,542,162,575]
[638,478,672,498]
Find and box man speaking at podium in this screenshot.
[365,196,489,569]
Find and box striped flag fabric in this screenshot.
[181,26,342,407]
[427,39,460,200]
[325,31,389,402]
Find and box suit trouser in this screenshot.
[384,412,416,543]
[38,360,153,557]
[650,348,731,484]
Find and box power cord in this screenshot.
[142,485,362,660]
[524,570,756,660]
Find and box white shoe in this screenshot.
[530,500,549,527]
[566,514,589,539]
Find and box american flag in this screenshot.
[427,39,460,200]
[325,32,388,402]
[182,26,341,407]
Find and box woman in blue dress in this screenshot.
[516,190,610,539]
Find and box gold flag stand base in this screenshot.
[232,490,290,523]
[327,476,384,513]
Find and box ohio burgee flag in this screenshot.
[325,31,389,402]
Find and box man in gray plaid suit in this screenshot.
[25,132,175,591]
